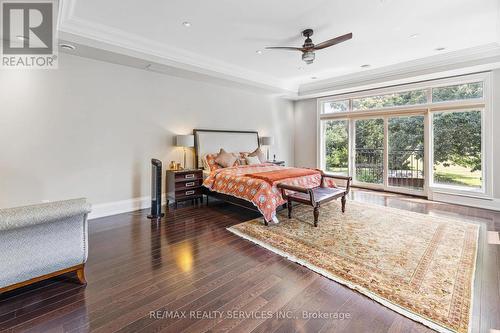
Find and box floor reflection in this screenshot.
[173,242,194,273]
[150,220,162,270]
[148,213,205,274]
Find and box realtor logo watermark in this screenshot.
[1,0,58,68]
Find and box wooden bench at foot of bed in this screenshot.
[277,173,352,227]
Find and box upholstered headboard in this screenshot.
[194,129,260,169]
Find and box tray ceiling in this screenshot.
[59,0,500,93]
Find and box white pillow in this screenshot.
[245,155,262,165]
[248,147,266,163]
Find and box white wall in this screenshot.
[0,54,294,211]
[293,99,318,169]
[294,70,500,204]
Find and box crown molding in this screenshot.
[296,43,500,99]
[57,0,500,98]
[57,0,298,93]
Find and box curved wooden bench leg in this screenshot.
[287,199,292,219]
[313,206,319,227]
[341,195,346,213]
[76,265,87,285]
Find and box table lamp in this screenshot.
[176,134,194,169]
[260,136,274,161]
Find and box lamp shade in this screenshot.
[176,134,194,147]
[260,136,274,146]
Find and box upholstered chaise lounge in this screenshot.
[0,198,91,293]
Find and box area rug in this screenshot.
[227,200,479,333]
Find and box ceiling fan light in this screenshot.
[302,51,315,64]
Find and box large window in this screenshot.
[432,110,482,190]
[318,74,490,197]
[323,100,349,114]
[323,120,349,175]
[432,82,483,102]
[352,89,427,110]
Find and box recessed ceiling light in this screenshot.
[182,21,191,27]
[16,35,28,41]
[255,50,263,55]
[59,43,76,50]
[435,47,446,51]
[311,76,318,80]
[361,64,371,68]
[409,33,420,38]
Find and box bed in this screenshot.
[194,129,331,224]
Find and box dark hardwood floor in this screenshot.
[1,189,499,333]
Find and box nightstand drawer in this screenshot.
[175,188,202,199]
[175,179,202,190]
[175,171,203,182]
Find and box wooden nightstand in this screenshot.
[266,160,285,166]
[166,169,203,208]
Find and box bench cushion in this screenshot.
[288,187,346,204]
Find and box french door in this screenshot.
[387,115,425,192]
[350,113,426,195]
[353,118,384,185]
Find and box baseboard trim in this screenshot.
[87,191,499,220]
[430,192,500,212]
[88,194,167,220]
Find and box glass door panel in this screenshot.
[388,115,425,191]
[432,110,482,190]
[323,120,349,175]
[354,118,384,184]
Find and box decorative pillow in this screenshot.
[245,155,262,165]
[231,153,241,166]
[237,152,248,165]
[215,148,238,168]
[248,147,266,163]
[204,153,222,171]
[204,151,240,171]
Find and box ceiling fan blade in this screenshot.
[265,46,305,52]
[313,33,353,50]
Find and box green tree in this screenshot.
[432,82,483,102]
[433,111,481,172]
[324,120,348,173]
[353,90,427,110]
[388,116,424,170]
[355,119,384,183]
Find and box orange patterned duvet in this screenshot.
[203,164,325,222]
[244,168,320,185]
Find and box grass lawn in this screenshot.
[433,163,481,188]
[326,167,349,175]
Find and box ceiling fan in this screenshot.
[266,29,352,64]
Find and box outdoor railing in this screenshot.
[354,148,424,188]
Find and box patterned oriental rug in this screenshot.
[228,200,479,333]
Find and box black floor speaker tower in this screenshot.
[147,158,165,219]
